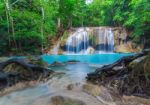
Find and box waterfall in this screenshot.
[66,28,90,54]
[96,28,114,53]
[65,27,115,54]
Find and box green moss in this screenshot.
[62,31,69,40]
[27,56,48,67]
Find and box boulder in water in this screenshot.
[50,61,65,67]
[0,57,54,91]
[66,60,80,64]
[86,47,95,54]
[51,96,86,105]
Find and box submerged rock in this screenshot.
[83,83,116,105]
[67,84,74,90]
[51,96,86,105]
[50,61,65,67]
[83,83,101,96]
[66,60,80,64]
[26,56,49,67]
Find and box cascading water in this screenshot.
[66,28,90,54]
[96,28,114,53]
[65,27,115,54]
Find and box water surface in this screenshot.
[42,53,134,64]
[0,53,134,105]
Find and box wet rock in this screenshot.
[83,83,101,96]
[115,42,141,53]
[87,50,150,97]
[0,58,54,91]
[56,27,141,54]
[86,47,95,54]
[50,61,65,67]
[83,83,116,105]
[121,95,150,105]
[67,84,74,90]
[26,56,49,67]
[123,53,150,96]
[0,57,9,62]
[0,73,8,90]
[51,96,86,105]
[66,60,80,64]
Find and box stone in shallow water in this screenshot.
[50,61,65,67]
[51,96,86,105]
[66,60,80,64]
[82,83,115,105]
[83,83,101,97]
[67,84,74,90]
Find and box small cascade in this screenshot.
[65,27,115,54]
[66,28,90,54]
[52,42,60,55]
[96,28,114,53]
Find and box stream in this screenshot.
[0,63,106,105]
[0,53,135,105]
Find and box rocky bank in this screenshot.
[0,57,54,94]
[49,27,142,54]
[87,49,150,98]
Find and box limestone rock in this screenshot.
[50,61,65,67]
[0,58,54,91]
[83,83,101,96]
[87,47,95,54]
[87,51,150,97]
[51,96,86,105]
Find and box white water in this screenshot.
[96,28,114,53]
[66,28,90,54]
[66,27,115,54]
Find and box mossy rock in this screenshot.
[130,54,150,78]
[3,63,29,74]
[27,56,48,67]
[0,57,9,62]
[51,96,85,105]
[119,54,150,95]
[83,83,101,96]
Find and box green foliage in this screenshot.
[0,0,58,55]
[0,0,149,55]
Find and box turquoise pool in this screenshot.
[42,53,134,64]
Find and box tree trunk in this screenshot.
[40,5,44,54]
[4,0,11,47]
[5,0,17,50]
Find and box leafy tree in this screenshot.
[0,0,149,55]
